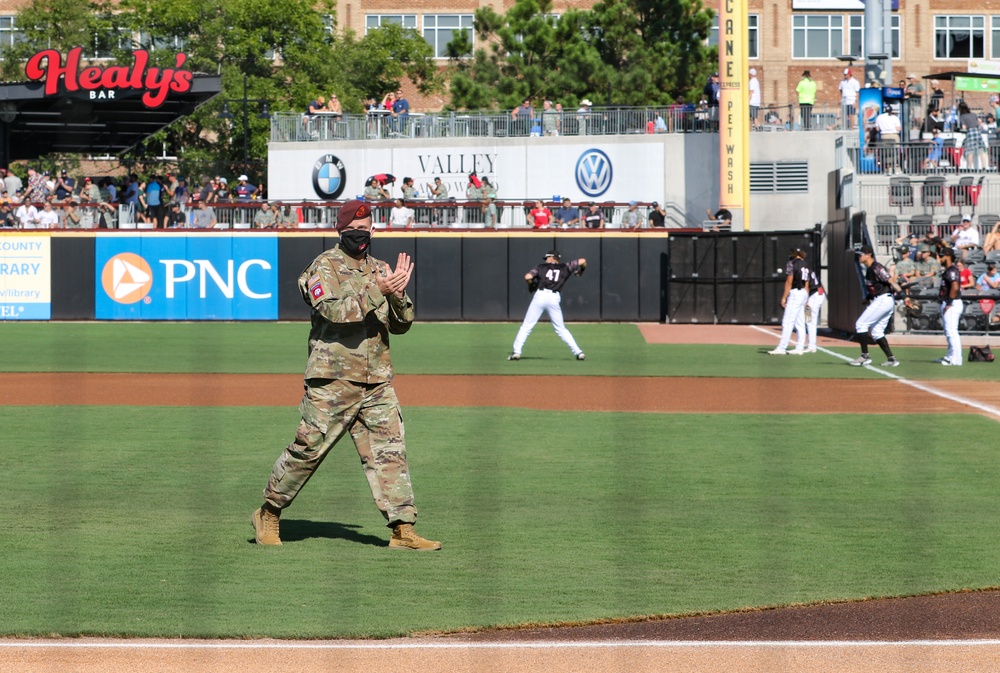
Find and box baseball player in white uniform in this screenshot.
[769,248,810,355]
[938,247,963,366]
[850,245,902,367]
[508,250,586,361]
[805,268,826,352]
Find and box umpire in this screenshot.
[251,199,441,551]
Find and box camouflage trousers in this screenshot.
[263,379,417,526]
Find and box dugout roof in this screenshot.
[0,74,221,162]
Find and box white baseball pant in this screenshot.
[512,289,582,356]
[855,294,895,339]
[806,290,826,350]
[941,300,964,365]
[776,288,808,351]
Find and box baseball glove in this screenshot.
[576,263,586,276]
[527,277,539,293]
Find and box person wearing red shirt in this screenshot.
[528,200,552,229]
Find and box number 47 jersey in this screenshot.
[532,260,582,292]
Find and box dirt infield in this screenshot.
[5,368,1000,671]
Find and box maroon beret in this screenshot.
[336,200,371,231]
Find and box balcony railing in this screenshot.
[271,103,851,143]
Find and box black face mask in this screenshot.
[339,228,371,257]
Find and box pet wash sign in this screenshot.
[95,234,277,320]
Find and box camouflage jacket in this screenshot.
[298,244,413,383]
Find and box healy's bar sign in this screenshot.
[24,47,193,108]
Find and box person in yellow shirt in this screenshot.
[796,70,817,130]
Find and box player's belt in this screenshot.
[538,288,556,293]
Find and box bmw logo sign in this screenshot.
[575,149,613,198]
[312,154,347,200]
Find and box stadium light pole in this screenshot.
[217,73,270,178]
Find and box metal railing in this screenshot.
[2,201,683,230]
[271,103,851,142]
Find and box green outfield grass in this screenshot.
[0,322,993,380]
[2,405,999,639]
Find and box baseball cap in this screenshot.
[218,177,228,184]
[238,174,249,181]
[907,73,917,79]
[844,68,851,75]
[855,245,874,256]
[962,214,972,222]
[628,200,637,207]
[545,249,561,260]
[652,201,658,207]
[749,68,756,75]
[336,199,371,231]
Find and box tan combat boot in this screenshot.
[388,523,441,551]
[251,506,282,546]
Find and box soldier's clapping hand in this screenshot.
[376,253,414,298]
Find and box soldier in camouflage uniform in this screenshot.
[251,199,441,551]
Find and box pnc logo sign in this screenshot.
[95,236,278,320]
[101,253,153,304]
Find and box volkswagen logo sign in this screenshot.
[312,154,347,200]
[575,149,613,198]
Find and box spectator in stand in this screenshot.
[748,68,762,130]
[904,73,924,120]
[466,175,483,201]
[389,198,414,229]
[958,101,988,171]
[622,201,641,229]
[554,198,579,228]
[977,262,1000,324]
[15,200,38,228]
[892,245,917,284]
[381,90,396,112]
[582,201,605,229]
[166,202,187,228]
[173,177,189,208]
[214,177,230,202]
[0,201,13,227]
[839,68,861,130]
[391,89,409,134]
[81,176,100,203]
[197,177,214,203]
[234,174,257,202]
[427,177,449,200]
[401,177,418,200]
[929,79,945,111]
[951,214,980,260]
[162,173,177,204]
[653,112,667,133]
[481,176,497,199]
[541,100,559,136]
[24,167,45,202]
[703,73,721,130]
[303,94,326,137]
[122,174,139,211]
[923,105,945,133]
[957,258,975,291]
[54,170,75,200]
[705,207,733,232]
[324,94,342,117]
[923,128,944,170]
[274,202,298,229]
[512,98,534,136]
[98,178,115,204]
[364,177,390,202]
[796,70,817,130]
[981,219,1000,253]
[3,168,21,197]
[875,103,903,173]
[528,199,552,229]
[36,200,59,229]
[253,201,276,229]
[649,201,667,228]
[482,195,498,228]
[190,199,218,229]
[60,201,82,229]
[576,98,594,135]
[145,176,164,228]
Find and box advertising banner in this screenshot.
[858,87,883,154]
[95,234,278,320]
[718,0,750,227]
[270,141,665,205]
[0,234,51,320]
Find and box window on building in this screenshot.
[366,14,418,34]
[848,15,900,58]
[708,14,760,59]
[792,15,843,59]
[935,15,985,59]
[136,32,186,52]
[423,14,474,58]
[991,16,1000,59]
[0,16,24,56]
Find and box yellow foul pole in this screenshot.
[718,0,750,230]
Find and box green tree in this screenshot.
[446,0,715,110]
[3,0,438,179]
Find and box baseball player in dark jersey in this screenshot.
[850,245,902,367]
[805,267,826,352]
[508,249,586,361]
[938,247,963,366]
[769,247,810,354]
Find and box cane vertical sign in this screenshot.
[719,0,750,230]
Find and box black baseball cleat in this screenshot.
[507,353,520,361]
[575,352,586,361]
